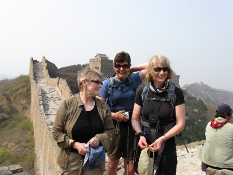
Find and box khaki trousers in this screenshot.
[60,152,105,175]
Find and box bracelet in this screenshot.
[163,134,168,141]
[70,140,76,148]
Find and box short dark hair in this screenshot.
[114,51,131,66]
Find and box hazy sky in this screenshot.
[1,0,233,91]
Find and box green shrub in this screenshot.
[18,117,33,131]
[0,148,11,160]
[27,137,35,146]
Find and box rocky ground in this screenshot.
[114,142,204,175]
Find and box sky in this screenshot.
[0,0,233,91]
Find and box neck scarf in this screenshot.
[210,117,228,128]
[149,80,169,93]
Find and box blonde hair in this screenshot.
[77,66,103,91]
[145,55,176,82]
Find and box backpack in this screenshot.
[105,76,137,108]
[140,81,176,127]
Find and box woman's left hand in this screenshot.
[149,137,164,152]
[88,137,100,148]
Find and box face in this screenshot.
[151,62,169,87]
[84,76,102,96]
[114,61,130,80]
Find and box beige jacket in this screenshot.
[52,93,115,169]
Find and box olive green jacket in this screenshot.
[52,93,115,169]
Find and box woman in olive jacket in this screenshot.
[52,66,115,175]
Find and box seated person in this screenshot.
[198,103,233,171]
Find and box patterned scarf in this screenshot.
[210,117,228,128]
[149,80,169,93]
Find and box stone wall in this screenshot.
[29,57,73,175]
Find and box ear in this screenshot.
[226,114,232,121]
[81,79,88,85]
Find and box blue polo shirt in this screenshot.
[99,72,141,112]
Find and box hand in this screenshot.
[74,142,89,155]
[138,136,148,149]
[88,137,100,148]
[149,137,164,152]
[114,110,129,122]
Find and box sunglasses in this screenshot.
[153,67,169,72]
[115,64,130,69]
[90,80,103,85]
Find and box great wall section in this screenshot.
[25,56,232,175]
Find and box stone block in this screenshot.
[8,165,23,174]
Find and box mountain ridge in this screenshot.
[183,81,233,107]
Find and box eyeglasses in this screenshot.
[115,64,130,69]
[90,80,103,85]
[153,67,169,73]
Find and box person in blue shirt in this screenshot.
[98,51,147,175]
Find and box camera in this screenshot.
[123,111,129,119]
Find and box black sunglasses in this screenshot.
[153,67,169,72]
[115,64,130,69]
[90,80,103,85]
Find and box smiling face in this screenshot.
[114,61,131,80]
[113,51,131,80]
[146,55,175,88]
[151,62,169,87]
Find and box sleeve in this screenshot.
[52,100,70,149]
[129,72,142,87]
[99,79,108,99]
[175,87,185,106]
[135,86,144,106]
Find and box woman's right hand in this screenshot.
[74,142,89,155]
[138,136,148,149]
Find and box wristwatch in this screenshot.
[136,132,144,137]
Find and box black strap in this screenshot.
[154,141,165,170]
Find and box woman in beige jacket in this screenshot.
[52,66,115,175]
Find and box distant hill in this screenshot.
[183,82,233,107]
[0,73,16,80]
[0,74,9,80]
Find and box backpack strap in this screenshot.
[105,77,113,108]
[141,84,150,105]
[126,76,137,92]
[167,81,176,118]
